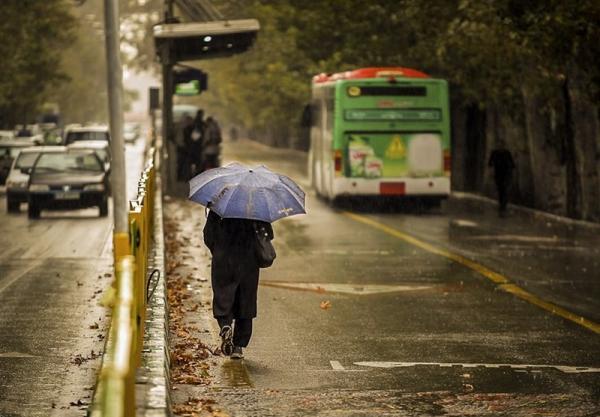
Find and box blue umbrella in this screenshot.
[188,162,306,222]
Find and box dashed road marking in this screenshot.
[352,361,600,374]
[467,235,560,243]
[451,219,478,228]
[330,360,345,371]
[260,281,434,295]
[0,351,37,358]
[342,212,600,334]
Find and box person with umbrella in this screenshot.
[189,163,305,359]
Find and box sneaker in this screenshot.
[219,325,233,356]
[231,346,244,359]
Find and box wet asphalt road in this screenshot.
[171,139,600,416]
[0,139,144,416]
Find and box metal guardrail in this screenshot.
[90,148,157,417]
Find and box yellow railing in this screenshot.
[90,148,156,417]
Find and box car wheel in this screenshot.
[7,198,19,213]
[99,199,108,217]
[28,201,40,219]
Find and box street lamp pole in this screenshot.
[162,0,175,193]
[103,0,129,261]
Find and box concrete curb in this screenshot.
[451,191,600,231]
[135,173,173,416]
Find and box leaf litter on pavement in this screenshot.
[165,204,229,417]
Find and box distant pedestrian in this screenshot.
[203,208,274,359]
[176,114,193,181]
[229,126,238,142]
[202,117,222,171]
[488,144,515,216]
[188,110,205,176]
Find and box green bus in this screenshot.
[308,67,450,201]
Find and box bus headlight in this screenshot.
[84,183,104,191]
[29,184,49,192]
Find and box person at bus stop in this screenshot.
[188,110,205,175]
[175,114,193,181]
[203,207,274,359]
[488,144,515,216]
[202,116,222,171]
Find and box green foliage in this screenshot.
[189,0,599,142]
[120,0,163,71]
[0,0,76,127]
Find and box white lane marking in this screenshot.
[451,219,478,227]
[467,235,560,243]
[353,361,600,374]
[260,282,434,295]
[0,259,44,295]
[498,244,586,251]
[312,249,392,256]
[327,361,366,372]
[0,351,37,358]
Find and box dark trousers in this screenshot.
[217,317,253,347]
[495,175,511,213]
[176,147,189,181]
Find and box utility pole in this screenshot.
[103,0,129,261]
[162,0,175,193]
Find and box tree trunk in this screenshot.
[562,77,583,219]
[567,71,600,221]
[463,103,487,191]
[522,88,566,215]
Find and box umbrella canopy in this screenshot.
[189,162,306,222]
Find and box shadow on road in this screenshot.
[331,196,446,215]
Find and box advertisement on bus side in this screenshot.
[345,132,446,178]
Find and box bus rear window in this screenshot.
[348,86,426,97]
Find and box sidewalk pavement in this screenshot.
[449,191,600,236]
[162,197,233,417]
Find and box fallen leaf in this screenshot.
[320,300,332,310]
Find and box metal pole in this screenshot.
[103,0,129,260]
[162,0,175,193]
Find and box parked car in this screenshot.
[5,146,66,212]
[0,140,34,185]
[28,149,109,219]
[64,125,110,145]
[67,141,111,172]
[123,122,141,143]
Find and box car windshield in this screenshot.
[66,131,109,144]
[34,152,103,173]
[15,152,39,169]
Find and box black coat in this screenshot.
[203,210,273,319]
[488,149,515,185]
